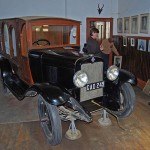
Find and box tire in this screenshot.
[38,95,62,145]
[112,83,136,118]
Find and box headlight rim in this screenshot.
[106,65,119,81]
[73,70,88,88]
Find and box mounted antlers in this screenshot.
[97,4,104,15]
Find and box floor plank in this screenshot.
[0,87,150,150]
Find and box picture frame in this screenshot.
[117,18,123,33]
[131,38,135,47]
[124,17,130,33]
[140,13,149,33]
[123,36,127,46]
[114,56,122,68]
[131,15,138,34]
[137,39,146,51]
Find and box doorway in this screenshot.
[86,17,113,65]
[86,17,113,42]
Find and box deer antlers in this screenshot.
[97,4,104,15]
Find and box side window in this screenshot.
[11,28,17,57]
[69,26,77,44]
[3,24,10,55]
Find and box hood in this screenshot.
[29,48,86,68]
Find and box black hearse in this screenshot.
[0,16,137,145]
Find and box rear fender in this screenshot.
[28,83,67,106]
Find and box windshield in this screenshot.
[32,25,77,47]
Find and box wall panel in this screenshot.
[113,35,150,85]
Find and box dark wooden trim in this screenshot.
[113,35,150,89]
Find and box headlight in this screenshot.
[107,65,119,81]
[73,71,88,88]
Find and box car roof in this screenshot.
[0,16,81,23]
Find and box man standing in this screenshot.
[100,37,119,71]
[86,28,102,57]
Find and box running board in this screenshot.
[4,74,29,100]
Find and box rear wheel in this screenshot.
[112,83,136,118]
[38,95,62,145]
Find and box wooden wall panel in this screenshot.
[113,35,150,87]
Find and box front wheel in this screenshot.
[38,95,62,145]
[112,83,136,118]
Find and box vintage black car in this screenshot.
[0,17,137,145]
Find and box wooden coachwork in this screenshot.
[0,17,81,85]
[20,24,33,84]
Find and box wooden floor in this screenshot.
[0,87,150,150]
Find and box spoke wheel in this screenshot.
[38,95,62,145]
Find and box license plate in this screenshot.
[86,81,104,91]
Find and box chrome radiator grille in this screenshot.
[80,62,103,102]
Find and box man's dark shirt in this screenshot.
[87,37,102,56]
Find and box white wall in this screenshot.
[67,0,118,47]
[0,0,118,47]
[0,0,65,18]
[118,0,150,36]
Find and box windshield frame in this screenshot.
[27,19,80,50]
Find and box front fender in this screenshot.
[28,83,67,106]
[118,69,137,85]
[104,69,137,97]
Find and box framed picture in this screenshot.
[114,56,122,68]
[148,40,150,52]
[131,38,135,47]
[137,39,146,51]
[117,18,123,33]
[131,15,138,34]
[124,17,130,33]
[123,36,127,46]
[140,13,149,33]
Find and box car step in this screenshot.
[4,74,29,100]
